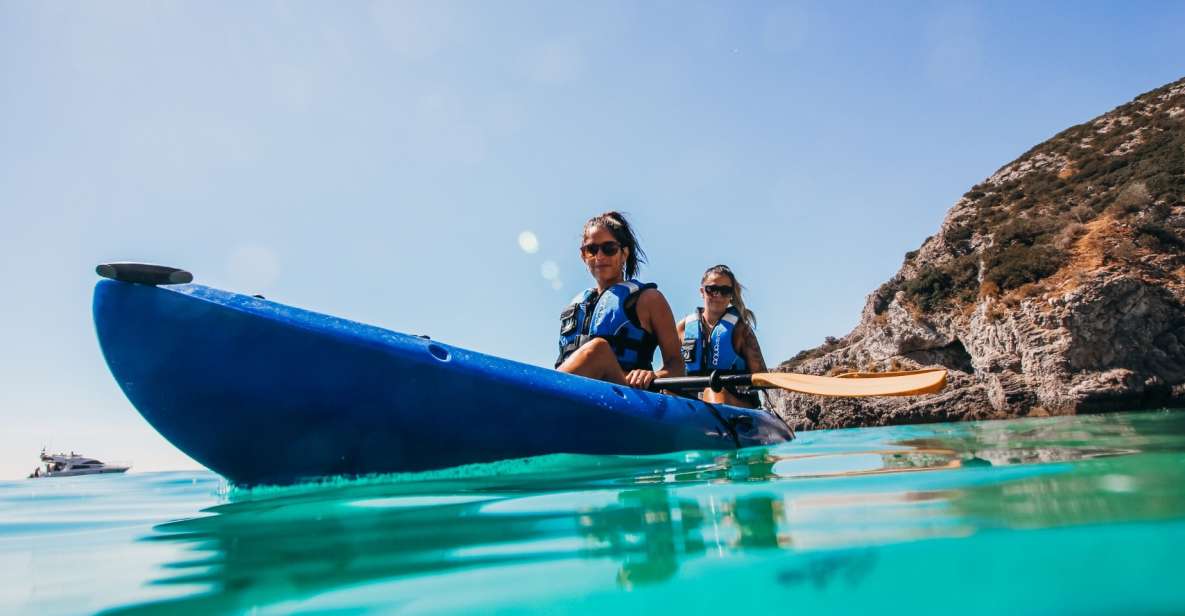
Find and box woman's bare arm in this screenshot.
[736,322,768,373]
[630,289,685,387]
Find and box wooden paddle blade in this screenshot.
[834,368,945,379]
[751,369,947,397]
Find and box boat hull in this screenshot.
[29,467,130,479]
[93,280,792,485]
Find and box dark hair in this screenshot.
[583,211,647,279]
[702,264,756,328]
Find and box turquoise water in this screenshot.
[4,410,1185,615]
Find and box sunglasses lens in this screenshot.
[582,242,621,257]
[705,285,733,296]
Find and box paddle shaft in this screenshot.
[651,372,752,392]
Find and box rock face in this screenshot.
[770,77,1185,430]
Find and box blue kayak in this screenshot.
[92,271,792,485]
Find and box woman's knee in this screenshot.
[558,337,610,373]
[584,337,611,354]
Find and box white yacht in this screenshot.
[28,450,131,478]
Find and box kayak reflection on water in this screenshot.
[114,440,993,611]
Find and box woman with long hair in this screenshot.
[677,264,767,407]
[556,212,685,389]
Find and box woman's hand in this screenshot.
[625,369,657,390]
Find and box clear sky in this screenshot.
[1,1,1182,479]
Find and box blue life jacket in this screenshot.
[556,280,659,371]
[681,306,748,376]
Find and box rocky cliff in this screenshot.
[770,77,1185,430]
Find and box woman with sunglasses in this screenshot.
[556,212,685,390]
[677,264,767,407]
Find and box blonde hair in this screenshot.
[702,264,756,328]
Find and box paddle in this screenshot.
[652,368,947,398]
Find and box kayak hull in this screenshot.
[93,280,792,485]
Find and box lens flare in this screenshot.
[517,231,540,254]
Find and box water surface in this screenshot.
[4,410,1185,614]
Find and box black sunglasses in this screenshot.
[703,284,734,297]
[580,241,622,257]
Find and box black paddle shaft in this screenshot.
[651,371,754,392]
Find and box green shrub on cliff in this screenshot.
[983,244,1065,290]
[901,255,979,311]
[1136,223,1185,250]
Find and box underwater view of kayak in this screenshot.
[91,265,794,485]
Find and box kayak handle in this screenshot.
[96,263,193,285]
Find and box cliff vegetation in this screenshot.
[773,77,1185,430]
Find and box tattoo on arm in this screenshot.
[741,324,767,373]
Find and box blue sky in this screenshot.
[1,1,1182,478]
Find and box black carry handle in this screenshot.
[96,263,193,285]
[651,370,754,392]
